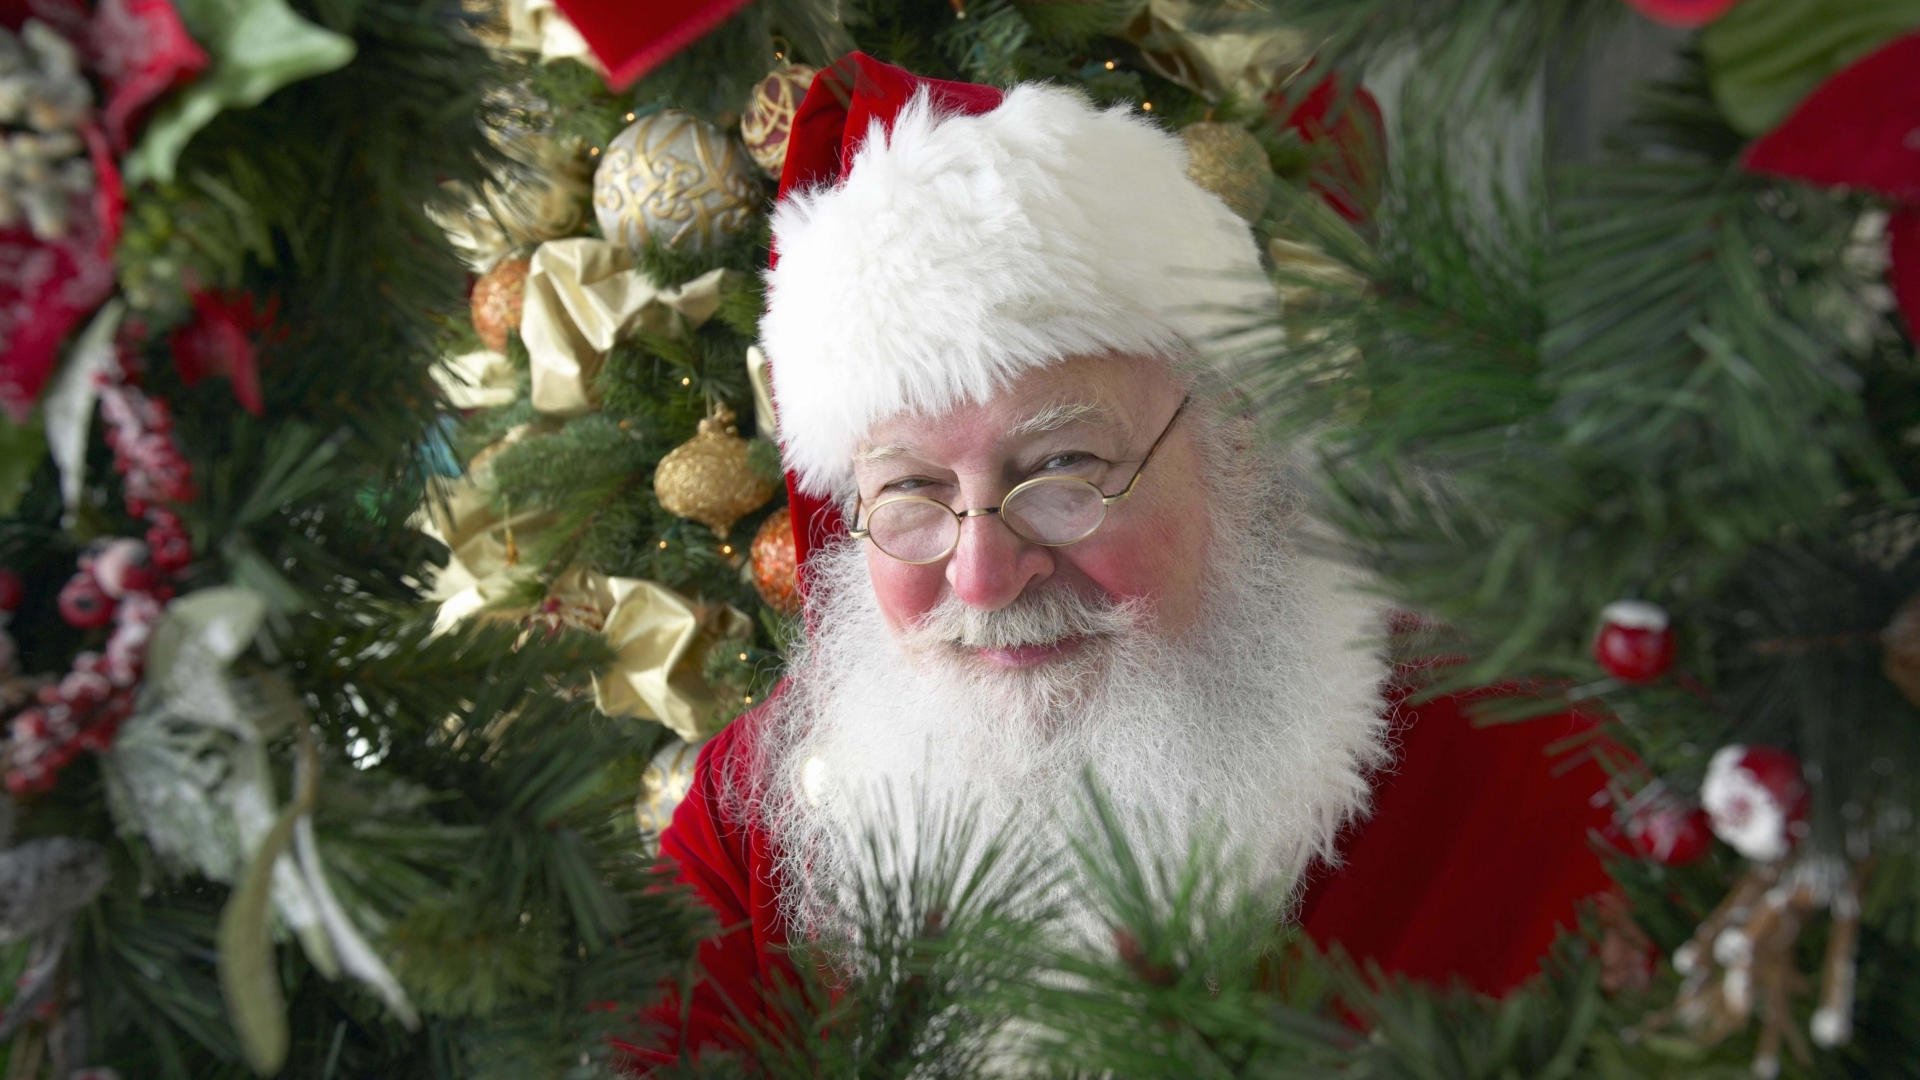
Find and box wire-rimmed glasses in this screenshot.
[848,396,1189,564]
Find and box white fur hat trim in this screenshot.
[762,83,1273,497]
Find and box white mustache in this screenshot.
[908,587,1140,650]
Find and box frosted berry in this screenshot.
[1701,744,1810,863]
[92,540,154,598]
[1622,795,1712,866]
[58,573,116,629]
[0,569,22,612]
[1594,601,1674,683]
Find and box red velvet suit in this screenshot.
[618,688,1618,1068]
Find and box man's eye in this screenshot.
[1040,452,1095,471]
[882,477,937,493]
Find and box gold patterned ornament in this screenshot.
[593,110,761,255]
[654,404,775,535]
[1180,121,1273,224]
[740,63,816,178]
[634,736,704,847]
[470,256,532,353]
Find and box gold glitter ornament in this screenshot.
[470,256,531,353]
[635,736,703,845]
[1180,121,1273,224]
[741,63,816,179]
[593,110,761,255]
[654,404,775,535]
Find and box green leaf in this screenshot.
[126,0,357,183]
[145,586,269,687]
[0,417,43,516]
[1703,0,1920,135]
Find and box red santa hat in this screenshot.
[764,54,1273,574]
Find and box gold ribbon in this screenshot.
[434,349,521,409]
[1123,0,1313,103]
[520,239,733,416]
[570,569,751,741]
[745,344,777,439]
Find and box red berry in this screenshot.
[58,671,112,710]
[73,651,104,674]
[1702,744,1809,862]
[57,573,116,630]
[92,539,154,598]
[146,525,192,573]
[1594,601,1674,683]
[1623,797,1712,866]
[0,570,22,613]
[12,708,49,741]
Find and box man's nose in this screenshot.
[944,510,1052,612]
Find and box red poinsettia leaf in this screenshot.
[1742,32,1920,202]
[88,0,210,153]
[0,127,123,423]
[1622,0,1742,28]
[1892,208,1920,341]
[1270,73,1387,225]
[169,291,269,415]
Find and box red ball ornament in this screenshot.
[0,569,22,613]
[57,573,116,629]
[1622,795,1712,866]
[91,539,153,598]
[1701,744,1810,863]
[750,506,802,616]
[1594,601,1674,683]
[470,257,531,354]
[1621,0,1742,27]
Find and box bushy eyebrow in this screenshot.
[1004,400,1121,439]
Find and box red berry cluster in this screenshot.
[5,355,195,796]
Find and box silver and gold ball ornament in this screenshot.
[741,63,816,178]
[654,404,776,536]
[593,110,761,255]
[1180,121,1274,224]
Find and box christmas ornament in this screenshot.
[1882,589,1920,708]
[654,403,774,535]
[1593,600,1675,683]
[1702,744,1809,863]
[740,63,815,178]
[1269,73,1385,224]
[634,735,702,844]
[1637,854,1866,1073]
[1179,121,1272,224]
[1622,791,1713,866]
[592,110,760,255]
[1622,0,1741,28]
[1739,31,1920,338]
[470,256,531,353]
[750,506,801,616]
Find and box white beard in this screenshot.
[731,481,1391,956]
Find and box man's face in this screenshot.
[850,354,1213,670]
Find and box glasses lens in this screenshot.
[1003,478,1105,545]
[868,498,960,562]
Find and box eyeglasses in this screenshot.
[849,396,1190,564]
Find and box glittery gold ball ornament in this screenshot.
[470,257,531,353]
[593,110,761,255]
[750,506,801,616]
[1180,121,1274,224]
[741,63,816,178]
[654,404,775,535]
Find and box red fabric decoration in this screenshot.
[621,687,1619,1066]
[169,290,275,416]
[769,53,1006,598]
[88,0,210,152]
[546,0,751,90]
[0,127,123,422]
[1269,73,1386,225]
[1742,32,1920,338]
[1621,0,1742,28]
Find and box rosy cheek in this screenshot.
[865,550,944,632]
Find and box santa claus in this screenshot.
[627,53,1617,1067]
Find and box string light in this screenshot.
[624,111,636,122]
[743,694,754,704]
[1103,59,1116,71]
[720,543,734,556]
[680,376,692,387]
[589,146,601,156]
[737,652,748,661]
[657,539,669,550]
[1141,101,1154,112]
